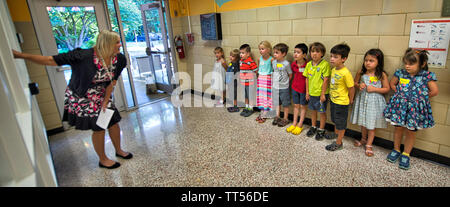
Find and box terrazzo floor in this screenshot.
[49,95,450,187]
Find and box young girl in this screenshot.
[350,49,389,157]
[384,48,439,170]
[286,43,309,135]
[255,41,274,123]
[212,47,227,105]
[226,49,241,112]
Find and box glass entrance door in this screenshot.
[141,2,173,94]
[28,0,112,120]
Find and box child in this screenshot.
[325,43,355,151]
[212,47,227,106]
[226,49,240,112]
[286,43,308,135]
[271,43,292,127]
[350,49,389,156]
[384,48,439,170]
[255,41,273,123]
[239,44,258,117]
[304,42,331,140]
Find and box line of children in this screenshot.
[214,43,438,170]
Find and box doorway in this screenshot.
[27,0,119,120]
[108,0,177,107]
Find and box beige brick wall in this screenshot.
[171,0,450,158]
[14,21,62,131]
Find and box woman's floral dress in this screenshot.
[63,52,121,131]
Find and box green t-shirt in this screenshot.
[303,59,331,96]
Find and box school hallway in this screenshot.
[49,94,450,187]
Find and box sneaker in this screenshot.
[229,106,240,113]
[387,149,401,163]
[325,132,338,140]
[325,141,343,151]
[315,129,325,141]
[243,108,254,117]
[306,126,317,137]
[399,154,411,170]
[240,108,248,116]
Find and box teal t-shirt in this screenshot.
[258,56,273,75]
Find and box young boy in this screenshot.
[271,43,292,127]
[304,42,331,140]
[286,43,308,135]
[325,43,355,151]
[226,49,241,113]
[239,44,258,117]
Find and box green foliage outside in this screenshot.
[48,0,158,53]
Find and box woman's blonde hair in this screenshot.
[259,40,272,55]
[95,30,120,61]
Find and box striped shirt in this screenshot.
[239,57,258,85]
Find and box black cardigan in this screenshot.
[53,48,127,97]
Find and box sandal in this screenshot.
[258,118,266,123]
[354,139,367,147]
[365,145,374,157]
[286,125,296,133]
[277,119,290,127]
[272,117,280,125]
[256,114,262,122]
[292,127,303,135]
[325,141,343,151]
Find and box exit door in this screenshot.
[141,2,174,94]
[27,0,125,121]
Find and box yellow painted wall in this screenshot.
[170,0,317,17]
[6,0,31,22]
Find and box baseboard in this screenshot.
[46,127,65,136]
[187,89,450,167]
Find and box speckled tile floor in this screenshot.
[49,95,450,187]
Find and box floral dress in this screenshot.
[63,52,121,131]
[383,69,437,130]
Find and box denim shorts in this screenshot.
[308,94,328,112]
[292,90,307,105]
[330,101,349,130]
[273,88,291,107]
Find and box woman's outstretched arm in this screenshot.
[12,49,57,66]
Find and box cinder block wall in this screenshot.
[7,0,62,131]
[172,0,450,158]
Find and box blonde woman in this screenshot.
[12,30,132,169]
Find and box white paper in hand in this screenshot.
[96,108,114,129]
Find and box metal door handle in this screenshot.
[56,66,71,72]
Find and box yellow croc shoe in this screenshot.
[292,127,303,135]
[286,125,296,133]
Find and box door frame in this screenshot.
[27,0,129,119]
[140,0,177,94]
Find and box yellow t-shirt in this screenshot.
[329,67,354,105]
[303,59,331,96]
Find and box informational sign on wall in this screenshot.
[409,18,450,68]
